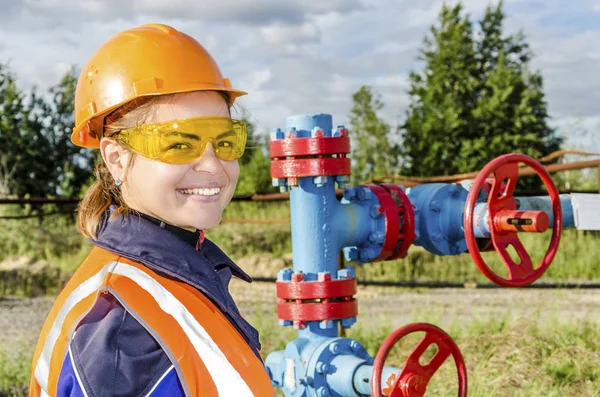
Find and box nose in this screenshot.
[192,143,224,173]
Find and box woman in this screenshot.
[29,23,274,396]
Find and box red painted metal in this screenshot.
[494,209,550,233]
[269,135,351,158]
[381,184,417,259]
[270,158,352,178]
[276,278,357,300]
[464,154,562,287]
[291,273,305,282]
[363,184,401,261]
[371,323,467,397]
[276,300,358,321]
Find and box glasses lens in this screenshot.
[118,117,247,164]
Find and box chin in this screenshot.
[192,215,222,231]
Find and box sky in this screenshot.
[0,0,598,151]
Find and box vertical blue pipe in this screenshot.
[267,114,400,396]
[289,179,340,277]
[287,114,337,278]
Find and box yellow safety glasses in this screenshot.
[117,116,247,164]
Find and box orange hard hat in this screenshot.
[72,23,247,148]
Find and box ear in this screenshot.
[100,138,131,183]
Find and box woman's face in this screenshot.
[102,91,240,231]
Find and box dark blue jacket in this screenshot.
[56,207,260,396]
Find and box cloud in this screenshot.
[259,22,321,46]
[503,7,600,122]
[0,0,597,153]
[0,0,23,20]
[3,0,364,27]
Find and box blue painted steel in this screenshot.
[472,194,574,238]
[353,365,400,396]
[518,195,574,228]
[266,336,400,397]
[340,186,397,263]
[305,337,372,397]
[267,114,400,397]
[288,180,378,279]
[286,114,334,137]
[406,183,469,255]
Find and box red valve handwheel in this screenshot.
[371,323,467,397]
[464,154,562,287]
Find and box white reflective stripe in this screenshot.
[112,262,254,396]
[40,389,50,397]
[34,262,119,392]
[69,345,89,397]
[145,365,175,397]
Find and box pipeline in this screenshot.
[264,113,588,397]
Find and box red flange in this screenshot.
[361,184,416,261]
[381,184,416,260]
[464,154,562,287]
[276,276,358,322]
[270,135,351,158]
[276,300,358,322]
[371,323,467,397]
[271,157,352,178]
[269,133,352,179]
[276,278,357,300]
[363,184,401,261]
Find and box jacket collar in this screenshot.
[90,206,253,314]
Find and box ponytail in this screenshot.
[77,161,129,239]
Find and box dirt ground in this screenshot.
[8,284,598,349]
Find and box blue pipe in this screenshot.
[472,195,574,238]
[267,114,401,396]
[289,180,374,278]
[352,365,399,396]
[406,183,469,256]
[406,184,576,252]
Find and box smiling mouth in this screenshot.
[177,187,222,196]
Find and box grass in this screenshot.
[252,307,600,397]
[1,200,599,291]
[5,301,599,397]
[0,343,32,397]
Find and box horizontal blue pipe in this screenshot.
[352,364,399,396]
[473,194,574,238]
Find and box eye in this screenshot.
[218,140,234,148]
[166,142,193,151]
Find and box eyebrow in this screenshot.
[166,131,200,141]
[165,130,235,140]
[216,130,235,140]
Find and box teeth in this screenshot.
[179,187,221,196]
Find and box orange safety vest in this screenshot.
[29,247,275,396]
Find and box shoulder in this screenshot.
[56,291,182,397]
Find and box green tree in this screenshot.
[0,63,23,196]
[401,2,561,177]
[235,113,273,196]
[40,68,95,197]
[349,85,399,185]
[0,64,94,198]
[0,63,42,197]
[401,4,479,176]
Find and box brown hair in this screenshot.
[77,91,232,239]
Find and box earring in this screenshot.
[115,178,122,186]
